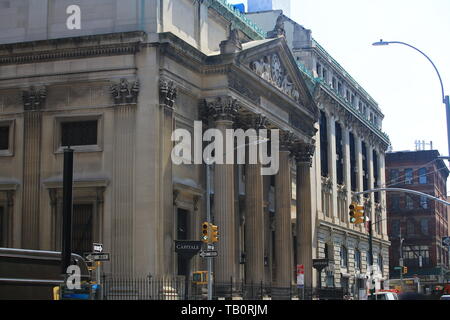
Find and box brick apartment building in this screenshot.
[386,150,450,292]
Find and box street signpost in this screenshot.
[313,259,329,289]
[199,250,218,258]
[93,243,103,253]
[84,253,110,262]
[174,240,202,258]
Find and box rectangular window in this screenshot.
[0,126,9,150]
[320,111,329,177]
[391,220,400,237]
[420,219,429,235]
[390,169,399,185]
[405,195,414,210]
[420,195,428,209]
[391,196,400,209]
[418,168,427,184]
[61,120,98,147]
[72,204,94,256]
[404,168,413,184]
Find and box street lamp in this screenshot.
[372,40,450,158]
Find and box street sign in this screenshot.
[443,236,450,247]
[199,250,218,258]
[174,240,203,258]
[84,253,110,262]
[312,259,329,271]
[93,243,103,253]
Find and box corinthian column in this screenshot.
[205,97,239,297]
[273,131,294,300]
[244,115,266,298]
[21,86,47,249]
[294,143,315,289]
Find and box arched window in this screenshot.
[340,246,348,268]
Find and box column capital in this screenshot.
[204,96,240,122]
[22,86,47,111]
[293,142,316,167]
[279,130,296,152]
[159,78,177,108]
[111,78,140,105]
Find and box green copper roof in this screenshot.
[206,0,266,40]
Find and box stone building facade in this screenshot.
[247,10,391,297]
[0,0,322,299]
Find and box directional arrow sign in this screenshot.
[84,253,110,262]
[93,243,103,253]
[199,250,218,258]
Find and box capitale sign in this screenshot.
[174,240,202,258]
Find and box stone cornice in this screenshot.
[317,85,390,152]
[0,31,145,66]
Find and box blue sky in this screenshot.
[228,0,450,156]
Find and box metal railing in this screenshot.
[101,275,346,300]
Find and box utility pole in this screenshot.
[205,161,213,300]
[368,219,375,297]
[399,226,404,287]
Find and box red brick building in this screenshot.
[386,150,450,291]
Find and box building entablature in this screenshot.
[316,86,390,153]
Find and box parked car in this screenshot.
[440,295,450,300]
[368,292,399,300]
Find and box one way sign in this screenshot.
[93,243,103,253]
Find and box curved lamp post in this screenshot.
[372,40,450,157]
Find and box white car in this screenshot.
[440,295,450,300]
[368,292,399,300]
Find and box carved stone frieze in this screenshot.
[249,53,301,103]
[110,78,140,105]
[22,87,47,111]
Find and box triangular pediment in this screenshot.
[236,37,317,115]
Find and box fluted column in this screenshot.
[273,132,293,299]
[21,87,46,249]
[206,97,239,297]
[159,79,177,276]
[327,116,338,223]
[110,79,139,276]
[379,153,388,239]
[343,127,352,226]
[295,143,315,289]
[244,116,266,297]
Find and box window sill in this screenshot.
[55,145,102,154]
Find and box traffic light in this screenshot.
[403,266,408,274]
[211,224,219,243]
[349,201,365,224]
[202,222,210,243]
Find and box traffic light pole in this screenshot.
[61,147,74,276]
[367,219,376,298]
[206,162,213,300]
